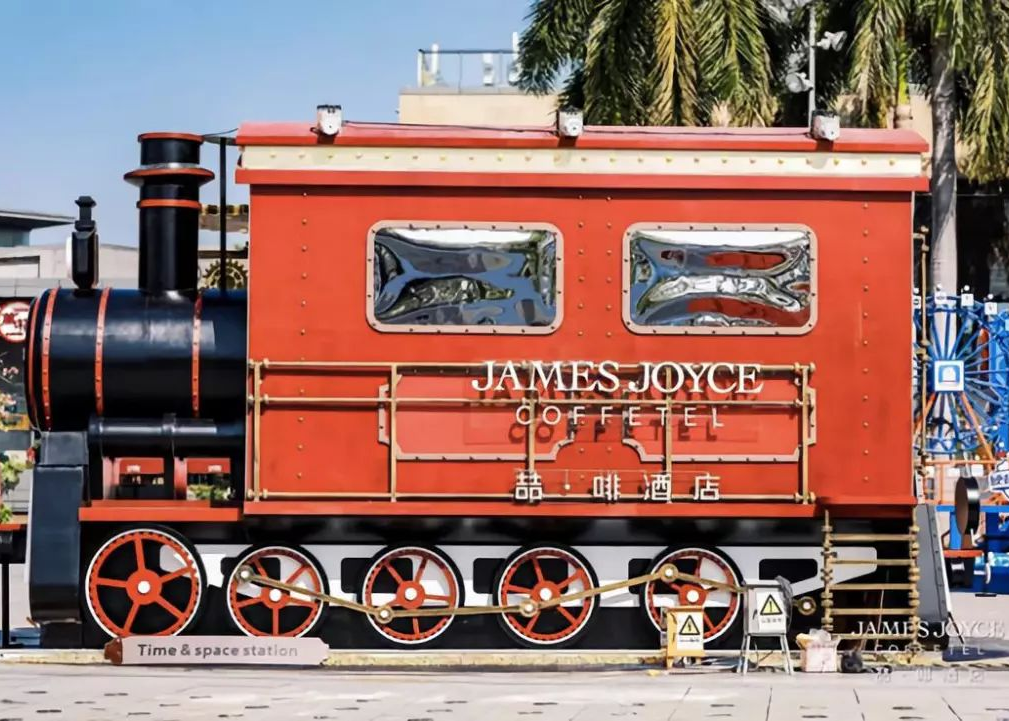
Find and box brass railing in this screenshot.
[247,359,816,504]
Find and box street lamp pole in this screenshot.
[779,0,844,123]
[807,2,816,123]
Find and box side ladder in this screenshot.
[820,509,921,648]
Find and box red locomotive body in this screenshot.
[239,122,923,521]
[20,120,940,651]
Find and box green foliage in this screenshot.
[583,0,660,124]
[519,0,776,126]
[958,1,1009,182]
[695,0,774,126]
[846,0,912,127]
[652,0,698,124]
[0,452,27,524]
[188,477,233,502]
[519,0,1009,184]
[845,0,1009,182]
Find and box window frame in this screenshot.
[365,220,564,335]
[621,222,818,336]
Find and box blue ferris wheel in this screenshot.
[913,289,1009,457]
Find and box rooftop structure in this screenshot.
[0,208,73,247]
[399,39,558,126]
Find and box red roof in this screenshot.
[237,121,928,154]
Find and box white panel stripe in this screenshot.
[196,543,877,609]
[241,145,923,179]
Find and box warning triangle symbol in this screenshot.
[679,615,701,636]
[759,594,783,616]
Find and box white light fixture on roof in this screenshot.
[507,31,521,85]
[482,53,496,86]
[810,110,841,141]
[777,0,813,10]
[315,104,343,136]
[785,72,814,94]
[430,43,440,78]
[556,108,584,138]
[816,30,847,51]
[769,0,845,123]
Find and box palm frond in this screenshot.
[918,0,986,69]
[650,0,698,125]
[557,64,587,111]
[517,0,596,95]
[959,0,1009,182]
[846,0,911,126]
[695,0,775,126]
[584,0,655,124]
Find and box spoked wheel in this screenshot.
[360,545,463,645]
[226,546,328,637]
[641,546,741,645]
[494,545,598,647]
[84,527,204,638]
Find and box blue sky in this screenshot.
[0,0,530,246]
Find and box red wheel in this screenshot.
[641,546,741,643]
[84,527,203,638]
[226,546,327,637]
[494,545,597,647]
[361,546,462,645]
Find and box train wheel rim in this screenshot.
[643,546,740,642]
[362,546,462,645]
[85,528,202,638]
[226,546,327,637]
[496,546,596,646]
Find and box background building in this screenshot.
[0,209,73,462]
[399,41,557,126]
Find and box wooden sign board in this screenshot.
[104,636,329,666]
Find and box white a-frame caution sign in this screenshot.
[747,587,787,635]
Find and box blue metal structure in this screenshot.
[913,293,1009,457]
[941,504,1009,595]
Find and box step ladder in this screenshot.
[820,510,921,649]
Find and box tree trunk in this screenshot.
[930,32,958,293]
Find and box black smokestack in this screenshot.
[124,133,213,294]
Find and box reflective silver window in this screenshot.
[625,225,815,334]
[369,224,560,333]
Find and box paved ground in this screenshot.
[4,565,1009,719]
[1,664,1009,720]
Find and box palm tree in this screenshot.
[828,0,1009,291]
[517,0,778,126]
[520,0,1009,292]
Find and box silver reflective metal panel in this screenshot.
[628,227,813,330]
[372,227,558,328]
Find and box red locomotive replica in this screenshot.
[12,113,950,652]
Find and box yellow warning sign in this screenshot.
[760,594,784,617]
[665,607,705,663]
[679,614,702,636]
